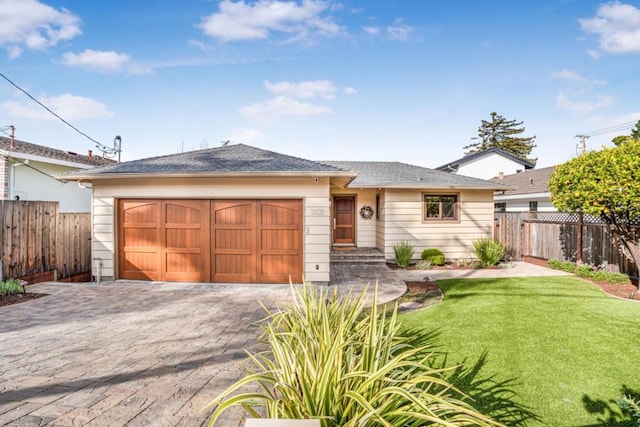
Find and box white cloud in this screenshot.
[580,2,640,54]
[0,0,81,58]
[387,23,413,41]
[556,92,614,115]
[550,69,606,85]
[197,0,344,43]
[240,95,331,120]
[343,86,356,95]
[363,26,379,35]
[228,128,265,143]
[6,45,22,59]
[62,49,128,72]
[586,49,601,59]
[1,93,112,121]
[265,79,338,99]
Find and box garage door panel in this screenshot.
[214,254,253,282]
[215,229,253,249]
[122,253,160,280]
[165,229,200,249]
[261,230,299,250]
[162,200,210,282]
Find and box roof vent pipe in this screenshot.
[9,125,15,148]
[88,150,92,158]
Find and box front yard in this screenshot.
[401,276,640,426]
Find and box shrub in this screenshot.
[0,278,22,297]
[421,248,445,266]
[473,238,505,267]
[393,240,414,268]
[415,260,431,270]
[617,395,640,426]
[205,284,500,426]
[548,259,576,273]
[604,272,632,285]
[547,259,562,269]
[575,264,594,278]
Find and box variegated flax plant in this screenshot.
[205,283,502,426]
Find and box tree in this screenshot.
[548,138,640,276]
[464,112,537,164]
[613,119,640,146]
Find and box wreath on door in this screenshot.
[359,205,374,220]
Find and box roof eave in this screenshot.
[58,170,358,181]
[346,183,511,190]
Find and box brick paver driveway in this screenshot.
[0,281,293,426]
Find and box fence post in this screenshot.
[577,212,583,265]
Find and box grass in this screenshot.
[400,276,640,426]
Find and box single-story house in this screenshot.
[1,135,114,212]
[436,147,535,180]
[61,143,506,284]
[490,166,557,213]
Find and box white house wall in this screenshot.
[383,189,494,261]
[91,176,332,283]
[331,187,377,248]
[457,154,527,179]
[9,159,92,212]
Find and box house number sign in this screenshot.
[310,208,327,216]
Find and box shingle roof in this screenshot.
[489,166,556,195]
[323,161,508,189]
[64,143,349,177]
[436,147,535,172]
[0,136,115,167]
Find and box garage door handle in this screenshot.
[333,218,336,230]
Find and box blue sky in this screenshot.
[1,0,639,168]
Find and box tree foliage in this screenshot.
[549,138,640,270]
[464,112,537,164]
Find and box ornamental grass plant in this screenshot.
[205,284,501,426]
[473,238,505,267]
[393,240,414,268]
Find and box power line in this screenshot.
[583,119,639,138]
[0,72,104,147]
[0,153,63,182]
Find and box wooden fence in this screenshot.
[495,212,639,276]
[0,200,91,282]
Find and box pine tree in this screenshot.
[464,112,537,164]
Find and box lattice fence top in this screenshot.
[522,211,640,225]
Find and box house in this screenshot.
[61,143,506,284]
[0,136,115,212]
[436,147,535,180]
[490,166,557,213]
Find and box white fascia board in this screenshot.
[6,152,94,169]
[494,191,550,201]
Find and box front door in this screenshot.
[333,196,355,245]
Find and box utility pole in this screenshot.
[575,134,589,155]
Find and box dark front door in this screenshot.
[333,196,355,245]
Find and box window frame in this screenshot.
[422,193,460,223]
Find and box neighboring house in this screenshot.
[490,166,557,213]
[436,147,535,180]
[61,144,506,284]
[0,136,114,212]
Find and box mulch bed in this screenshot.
[589,280,639,301]
[387,262,500,270]
[0,293,47,307]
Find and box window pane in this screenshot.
[442,201,456,218]
[425,202,440,218]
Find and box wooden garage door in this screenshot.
[119,199,302,283]
[212,200,303,283]
[118,200,210,281]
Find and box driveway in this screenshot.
[0,281,293,426]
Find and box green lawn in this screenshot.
[400,276,640,426]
